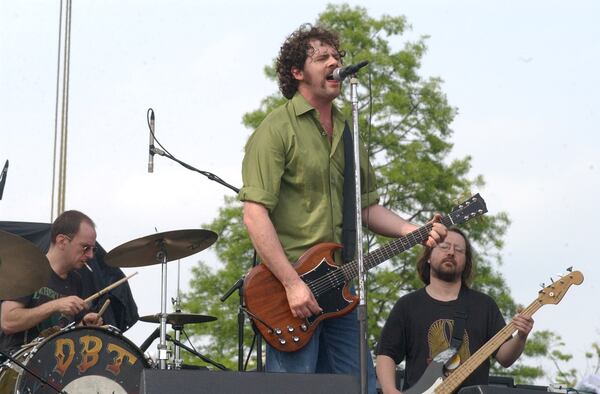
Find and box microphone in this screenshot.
[332,60,369,82]
[148,110,155,173]
[0,160,8,200]
[139,326,161,352]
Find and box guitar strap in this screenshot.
[341,121,356,264]
[449,286,469,352]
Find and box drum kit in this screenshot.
[0,227,221,393]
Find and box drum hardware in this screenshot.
[145,110,244,369]
[0,326,149,393]
[163,333,229,371]
[99,324,122,334]
[173,259,183,369]
[105,229,217,370]
[139,313,217,326]
[38,325,63,339]
[0,350,65,393]
[0,229,52,299]
[139,313,217,370]
[103,230,217,268]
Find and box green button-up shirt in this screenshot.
[239,93,379,264]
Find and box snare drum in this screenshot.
[0,325,148,393]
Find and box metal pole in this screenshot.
[50,0,73,220]
[350,75,368,394]
[173,260,182,368]
[157,246,169,369]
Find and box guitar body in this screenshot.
[403,360,444,394]
[243,243,358,352]
[242,194,489,353]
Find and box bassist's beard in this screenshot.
[430,258,462,283]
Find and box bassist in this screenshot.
[376,228,533,393]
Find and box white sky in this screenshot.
[1,0,599,382]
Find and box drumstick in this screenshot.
[98,299,111,317]
[84,272,138,303]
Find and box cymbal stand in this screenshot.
[156,240,169,370]
[171,259,183,369]
[166,334,229,371]
[147,112,246,368]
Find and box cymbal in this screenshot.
[139,312,217,326]
[105,229,217,268]
[0,230,52,299]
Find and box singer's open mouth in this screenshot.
[326,74,334,81]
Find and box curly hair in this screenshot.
[276,24,344,99]
[416,227,474,287]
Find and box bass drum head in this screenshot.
[63,375,127,393]
[14,325,148,393]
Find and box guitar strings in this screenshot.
[307,223,438,297]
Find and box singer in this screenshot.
[239,24,446,393]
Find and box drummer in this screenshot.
[0,210,103,354]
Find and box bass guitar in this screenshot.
[405,269,584,394]
[243,194,487,352]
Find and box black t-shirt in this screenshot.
[0,270,84,352]
[376,286,506,390]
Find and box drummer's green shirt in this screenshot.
[239,93,379,264]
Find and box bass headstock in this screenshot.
[537,270,584,305]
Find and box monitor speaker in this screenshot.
[140,369,360,394]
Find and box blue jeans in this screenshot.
[265,308,376,394]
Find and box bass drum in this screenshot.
[0,325,148,393]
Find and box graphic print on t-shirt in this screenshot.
[427,318,471,373]
[30,286,64,332]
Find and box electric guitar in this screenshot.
[243,194,487,352]
[404,270,584,394]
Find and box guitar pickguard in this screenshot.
[301,259,353,325]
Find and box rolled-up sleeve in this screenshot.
[239,123,286,212]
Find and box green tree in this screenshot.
[513,330,600,388]
[182,4,545,382]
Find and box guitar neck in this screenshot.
[340,215,454,281]
[309,195,487,298]
[435,299,542,394]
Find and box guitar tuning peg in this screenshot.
[566,266,573,272]
[550,277,554,283]
[540,283,546,289]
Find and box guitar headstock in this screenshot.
[447,193,488,226]
[537,270,584,305]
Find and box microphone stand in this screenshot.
[220,250,263,372]
[151,147,239,194]
[220,277,245,372]
[150,143,263,372]
[349,74,369,394]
